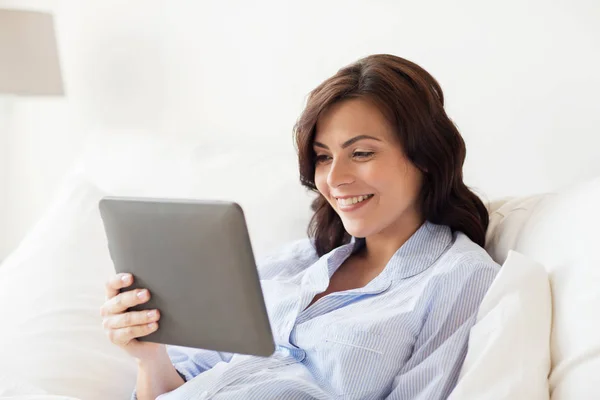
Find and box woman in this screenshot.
[100,54,499,400]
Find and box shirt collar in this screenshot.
[385,221,452,279]
[350,221,452,280]
[325,221,452,279]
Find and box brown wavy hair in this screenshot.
[293,54,489,257]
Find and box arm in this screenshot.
[135,348,185,400]
[385,262,499,400]
[132,346,234,400]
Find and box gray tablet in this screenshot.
[98,196,275,357]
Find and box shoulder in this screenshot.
[427,231,500,300]
[437,231,499,275]
[256,237,320,280]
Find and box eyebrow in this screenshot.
[313,134,382,150]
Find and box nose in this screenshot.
[327,159,354,188]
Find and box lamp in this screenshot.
[0,8,64,261]
[0,8,64,95]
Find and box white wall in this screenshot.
[1,0,600,259]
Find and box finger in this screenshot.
[101,288,150,316]
[107,322,159,346]
[103,309,160,330]
[104,273,133,300]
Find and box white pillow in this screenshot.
[0,371,48,397]
[0,377,80,400]
[512,178,600,399]
[0,174,136,400]
[483,176,600,399]
[449,250,551,400]
[485,194,547,265]
[73,129,314,260]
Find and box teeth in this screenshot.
[337,195,372,206]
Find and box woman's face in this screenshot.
[313,98,424,239]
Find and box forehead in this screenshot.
[314,98,395,144]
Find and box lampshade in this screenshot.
[0,8,64,96]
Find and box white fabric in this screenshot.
[484,177,600,400]
[72,129,315,260]
[485,194,546,265]
[0,175,136,400]
[0,371,48,397]
[449,250,551,400]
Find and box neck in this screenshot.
[361,212,425,268]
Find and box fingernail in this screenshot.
[148,322,157,329]
[121,274,130,282]
[137,290,147,299]
[147,310,156,318]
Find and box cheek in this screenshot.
[396,168,423,203]
[314,169,329,196]
[360,165,387,193]
[371,164,421,200]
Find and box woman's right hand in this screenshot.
[100,273,165,362]
[101,274,186,398]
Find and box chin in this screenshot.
[341,221,376,239]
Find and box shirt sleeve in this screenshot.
[256,238,318,281]
[385,261,499,400]
[167,345,234,382]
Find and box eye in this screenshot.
[315,154,332,164]
[353,151,374,160]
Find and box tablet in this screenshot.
[99,196,275,357]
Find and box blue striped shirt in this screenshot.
[140,222,499,400]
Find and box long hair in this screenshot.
[293,54,489,257]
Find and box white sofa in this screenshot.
[0,131,597,399]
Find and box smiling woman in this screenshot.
[294,54,489,258]
[104,54,500,400]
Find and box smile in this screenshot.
[335,194,374,207]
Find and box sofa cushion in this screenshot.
[450,250,551,400]
[483,177,600,399]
